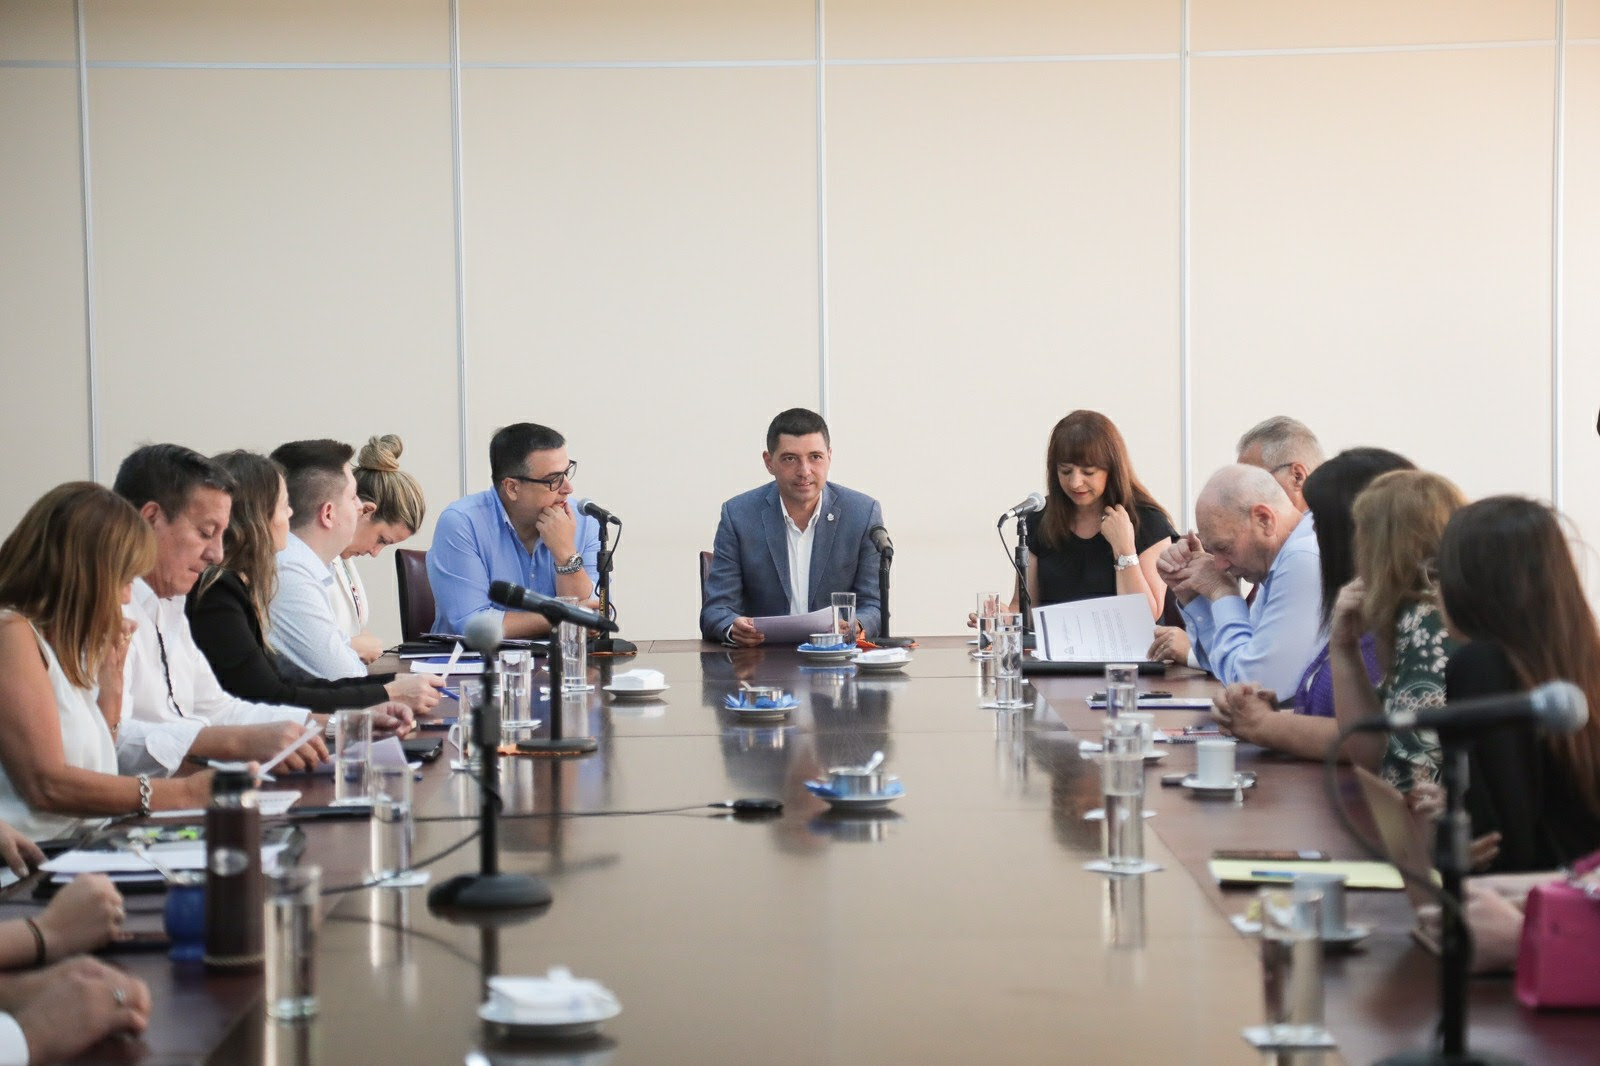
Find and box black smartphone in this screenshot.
[1212,849,1331,862]
[401,738,443,763]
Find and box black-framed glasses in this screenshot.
[508,460,577,492]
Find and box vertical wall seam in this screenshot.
[450,0,470,495]
[815,0,830,418]
[1178,0,1192,529]
[74,0,100,481]
[1552,0,1567,508]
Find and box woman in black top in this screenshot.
[1436,496,1600,872]
[186,451,439,713]
[1022,411,1176,620]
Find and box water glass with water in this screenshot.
[831,591,857,638]
[448,680,480,772]
[1086,721,1160,875]
[1255,887,1333,1048]
[973,592,1003,659]
[369,765,413,884]
[266,865,320,1020]
[991,611,1025,709]
[497,649,531,721]
[333,708,373,806]
[1104,662,1138,719]
[556,596,588,691]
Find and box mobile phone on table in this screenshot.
[1212,849,1330,862]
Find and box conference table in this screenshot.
[37,638,1600,1064]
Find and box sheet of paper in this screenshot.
[43,840,293,876]
[149,790,301,820]
[1032,594,1155,662]
[1087,696,1215,710]
[749,608,836,645]
[410,658,484,675]
[1207,859,1404,891]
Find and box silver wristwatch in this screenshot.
[555,553,585,575]
[1114,553,1139,571]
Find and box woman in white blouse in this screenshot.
[0,484,214,840]
[335,435,427,663]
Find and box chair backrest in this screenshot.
[698,551,714,611]
[395,548,436,643]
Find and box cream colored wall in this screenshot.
[1,0,1595,642]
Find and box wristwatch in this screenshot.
[555,553,585,575]
[1114,554,1139,571]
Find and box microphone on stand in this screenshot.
[995,492,1046,527]
[575,500,637,657]
[869,525,913,648]
[996,493,1044,645]
[489,581,617,632]
[1353,680,1587,736]
[426,612,552,916]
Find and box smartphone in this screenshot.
[98,930,171,954]
[1212,849,1331,862]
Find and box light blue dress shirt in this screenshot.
[1180,514,1323,695]
[426,489,601,634]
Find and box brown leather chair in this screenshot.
[699,551,714,612]
[395,548,437,642]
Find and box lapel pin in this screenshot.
[827,513,835,522]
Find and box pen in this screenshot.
[441,687,459,700]
[1249,870,1299,880]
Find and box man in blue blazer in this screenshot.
[700,409,884,644]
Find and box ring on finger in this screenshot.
[112,986,127,1007]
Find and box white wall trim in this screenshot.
[73,0,100,481]
[449,0,470,496]
[1552,0,1568,507]
[815,0,830,418]
[1178,0,1192,530]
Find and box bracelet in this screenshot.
[136,774,152,817]
[23,918,45,967]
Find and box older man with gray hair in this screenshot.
[1234,415,1324,514]
[1146,464,1322,695]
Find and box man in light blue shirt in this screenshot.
[427,423,600,639]
[1156,464,1322,696]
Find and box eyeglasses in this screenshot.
[508,460,577,492]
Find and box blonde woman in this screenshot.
[0,484,213,840]
[339,434,427,663]
[1329,469,1467,789]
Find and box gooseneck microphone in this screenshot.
[489,580,618,632]
[869,525,912,647]
[1353,680,1587,736]
[868,525,894,559]
[995,492,1046,527]
[578,499,619,525]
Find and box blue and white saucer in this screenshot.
[797,643,857,661]
[804,777,905,810]
[723,694,799,720]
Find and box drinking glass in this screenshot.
[988,612,1026,709]
[1085,721,1161,874]
[556,596,590,692]
[369,765,414,885]
[266,866,320,1020]
[497,649,531,722]
[1104,662,1138,719]
[973,592,1003,660]
[449,679,480,772]
[333,708,373,806]
[831,592,857,639]
[1253,887,1334,1048]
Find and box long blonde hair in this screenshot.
[1353,470,1466,672]
[0,483,155,689]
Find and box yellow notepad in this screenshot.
[1208,859,1404,891]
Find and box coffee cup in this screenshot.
[1122,711,1158,755]
[1194,738,1237,787]
[827,764,887,796]
[808,632,846,650]
[741,685,785,707]
[1292,871,1350,937]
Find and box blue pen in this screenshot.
[1250,870,1299,880]
[441,687,459,700]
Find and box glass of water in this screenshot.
[988,612,1026,709]
[448,679,480,772]
[1085,720,1161,875]
[831,591,857,638]
[973,591,1003,660]
[1253,887,1334,1048]
[266,865,320,1020]
[1104,662,1138,719]
[497,649,531,722]
[369,765,413,885]
[333,708,373,806]
[556,596,589,692]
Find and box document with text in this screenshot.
[1032,594,1155,662]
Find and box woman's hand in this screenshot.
[0,821,44,879]
[1330,579,1367,652]
[1101,505,1137,558]
[36,874,125,958]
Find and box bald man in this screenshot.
[1147,464,1322,695]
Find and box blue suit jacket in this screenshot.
[699,482,884,642]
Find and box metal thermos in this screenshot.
[203,766,264,973]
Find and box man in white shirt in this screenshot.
[267,440,369,680]
[111,445,335,777]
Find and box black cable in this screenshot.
[459,766,504,813]
[319,829,481,896]
[322,911,481,967]
[416,802,740,823]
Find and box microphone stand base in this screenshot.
[1373,1051,1525,1066]
[874,636,915,648]
[590,637,638,656]
[515,737,599,757]
[427,872,552,915]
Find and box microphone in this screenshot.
[488,580,619,632]
[464,611,504,656]
[1354,680,1588,736]
[578,499,619,525]
[869,525,893,559]
[996,492,1046,527]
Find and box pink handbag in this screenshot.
[1515,850,1600,1009]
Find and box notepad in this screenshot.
[1208,859,1404,891]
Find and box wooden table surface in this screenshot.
[39,638,1599,1064]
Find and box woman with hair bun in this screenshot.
[338,435,426,662]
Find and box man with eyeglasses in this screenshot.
[428,422,600,638]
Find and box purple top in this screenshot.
[1290,633,1381,717]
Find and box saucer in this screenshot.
[854,650,911,674]
[604,683,669,700]
[1230,914,1373,947]
[797,644,857,661]
[1181,774,1255,796]
[722,694,799,717]
[478,998,621,1040]
[804,778,904,810]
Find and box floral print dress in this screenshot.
[1378,600,1456,791]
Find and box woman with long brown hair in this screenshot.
[0,484,213,839]
[1434,496,1600,872]
[186,451,439,713]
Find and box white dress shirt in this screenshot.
[0,1012,28,1065]
[330,556,367,639]
[120,578,309,777]
[268,533,366,680]
[781,502,818,617]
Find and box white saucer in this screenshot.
[603,683,669,700]
[1181,774,1255,796]
[805,778,904,810]
[1230,915,1373,947]
[855,658,910,674]
[478,998,621,1039]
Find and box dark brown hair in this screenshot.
[1037,411,1168,550]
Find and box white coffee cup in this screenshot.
[1122,712,1158,755]
[1293,871,1349,937]
[1194,738,1237,787]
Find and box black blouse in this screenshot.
[185,570,394,712]
[1446,639,1600,873]
[1025,502,1176,608]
